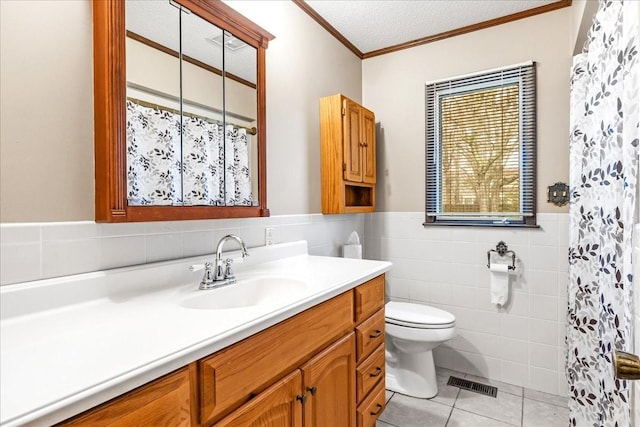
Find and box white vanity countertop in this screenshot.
[0,241,391,427]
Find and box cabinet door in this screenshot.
[301,333,356,427]
[361,108,376,184]
[59,367,194,426]
[343,99,363,183]
[215,370,303,427]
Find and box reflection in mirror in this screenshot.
[180,8,226,206]
[223,31,258,206]
[124,0,258,208]
[125,1,182,206]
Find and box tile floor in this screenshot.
[377,368,569,427]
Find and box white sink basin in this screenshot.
[179,276,309,310]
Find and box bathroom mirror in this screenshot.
[94,0,273,222]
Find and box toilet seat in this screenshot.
[385,301,455,329]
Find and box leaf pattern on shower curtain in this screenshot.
[233,127,254,206]
[126,101,182,206]
[182,117,224,206]
[224,125,254,206]
[126,100,254,207]
[567,1,639,426]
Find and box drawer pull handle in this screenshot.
[369,367,382,377]
[307,386,317,395]
[369,329,382,338]
[296,394,307,404]
[370,403,383,416]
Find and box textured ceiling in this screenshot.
[305,0,560,54]
[126,1,256,83]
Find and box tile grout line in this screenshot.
[444,387,460,426]
[521,392,525,427]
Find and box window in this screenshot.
[425,62,536,226]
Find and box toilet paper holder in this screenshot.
[486,241,516,270]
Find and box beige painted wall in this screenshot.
[362,6,573,214]
[571,0,599,55]
[0,0,94,222]
[0,0,361,222]
[127,37,257,122]
[224,0,363,215]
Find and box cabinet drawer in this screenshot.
[356,344,385,403]
[199,291,354,425]
[354,275,385,324]
[355,308,385,362]
[356,382,386,427]
[58,367,193,426]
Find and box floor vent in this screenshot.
[447,376,498,398]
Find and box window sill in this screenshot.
[422,221,540,229]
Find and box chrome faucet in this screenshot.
[190,234,249,290]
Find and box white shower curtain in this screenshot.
[182,117,224,206]
[567,1,639,426]
[126,100,253,207]
[224,125,254,206]
[126,100,182,206]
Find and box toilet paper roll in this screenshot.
[490,263,510,305]
[343,244,362,259]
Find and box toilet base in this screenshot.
[385,349,438,398]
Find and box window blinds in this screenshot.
[425,62,536,225]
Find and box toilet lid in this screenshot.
[385,301,455,328]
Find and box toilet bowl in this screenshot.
[385,301,456,398]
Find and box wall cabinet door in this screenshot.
[301,333,356,427]
[214,370,303,427]
[361,109,376,184]
[342,100,376,186]
[343,99,363,183]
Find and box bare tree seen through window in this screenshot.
[440,84,520,214]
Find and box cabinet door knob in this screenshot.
[369,367,382,378]
[296,394,307,404]
[369,329,382,338]
[369,403,383,416]
[306,386,317,395]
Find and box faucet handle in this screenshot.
[189,262,212,272]
[190,262,216,289]
[223,258,236,279]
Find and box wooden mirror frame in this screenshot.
[93,0,274,222]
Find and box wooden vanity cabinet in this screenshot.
[353,276,386,427]
[57,274,386,427]
[321,94,376,214]
[199,291,354,425]
[214,370,303,427]
[57,367,196,426]
[301,333,356,427]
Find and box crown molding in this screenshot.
[294,0,572,60]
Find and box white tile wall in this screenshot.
[365,212,569,397]
[0,214,364,286]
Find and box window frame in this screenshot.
[424,62,537,227]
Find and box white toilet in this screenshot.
[385,301,456,398]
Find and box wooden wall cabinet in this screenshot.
[321,94,376,214]
[58,275,386,427]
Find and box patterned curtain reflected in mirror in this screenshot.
[126,100,254,207]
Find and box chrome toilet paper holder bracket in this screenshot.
[486,241,516,270]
